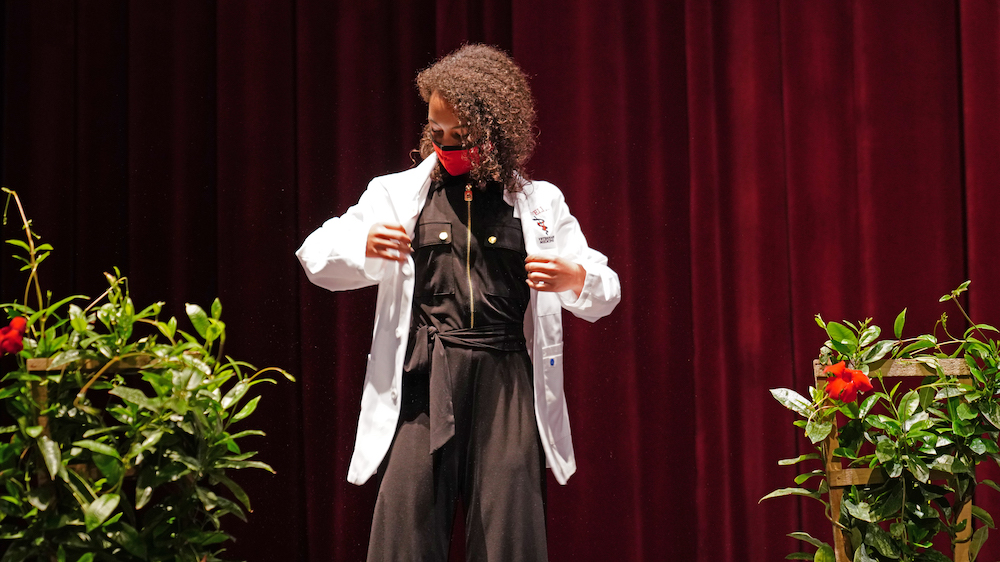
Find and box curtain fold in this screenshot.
[3,1,999,560]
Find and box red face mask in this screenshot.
[433,140,480,176]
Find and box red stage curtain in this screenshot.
[3,1,999,560]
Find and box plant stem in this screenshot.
[7,191,44,321]
[950,297,991,346]
[82,277,123,314]
[73,352,148,411]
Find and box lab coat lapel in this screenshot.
[516,193,542,256]
[383,154,437,233]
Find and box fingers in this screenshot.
[524,253,554,264]
[382,223,409,237]
[526,277,558,292]
[526,255,562,292]
[378,224,411,245]
[524,254,585,296]
[367,223,411,262]
[372,242,410,262]
[524,261,559,275]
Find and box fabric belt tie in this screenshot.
[405,323,525,453]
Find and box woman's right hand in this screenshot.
[366,223,411,262]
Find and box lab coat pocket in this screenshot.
[542,343,564,406]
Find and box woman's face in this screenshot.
[427,91,468,147]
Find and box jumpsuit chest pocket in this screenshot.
[412,221,455,298]
[481,224,528,298]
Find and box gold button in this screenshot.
[487,236,497,245]
[439,231,448,241]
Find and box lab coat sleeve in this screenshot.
[295,180,391,292]
[547,187,621,322]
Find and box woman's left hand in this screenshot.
[525,254,585,297]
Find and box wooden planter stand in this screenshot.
[813,358,973,562]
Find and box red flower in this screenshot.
[0,317,26,356]
[823,360,873,403]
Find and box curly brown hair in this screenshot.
[416,44,536,192]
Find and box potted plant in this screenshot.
[0,189,293,562]
[765,282,1000,562]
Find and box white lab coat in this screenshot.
[296,154,621,485]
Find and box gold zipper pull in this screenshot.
[464,183,473,202]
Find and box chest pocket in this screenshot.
[481,224,528,298]
[412,221,455,298]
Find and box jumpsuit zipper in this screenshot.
[465,183,474,328]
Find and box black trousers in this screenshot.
[367,346,548,562]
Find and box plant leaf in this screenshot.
[218,459,274,472]
[814,544,835,562]
[858,326,881,347]
[826,321,857,348]
[864,340,896,364]
[778,453,821,466]
[853,544,876,562]
[38,435,66,482]
[863,522,899,558]
[794,470,825,485]
[770,388,813,417]
[786,531,827,549]
[843,498,874,522]
[759,487,822,503]
[73,439,120,459]
[905,456,930,483]
[26,484,55,511]
[815,314,826,329]
[222,381,249,410]
[805,416,833,444]
[958,402,978,421]
[858,394,879,420]
[981,402,1000,430]
[972,505,995,529]
[971,527,989,560]
[875,439,896,463]
[230,395,261,423]
[84,493,120,532]
[110,386,158,412]
[228,429,266,440]
[893,308,906,339]
[898,390,920,419]
[112,522,147,558]
[900,339,937,356]
[215,473,253,512]
[186,303,210,339]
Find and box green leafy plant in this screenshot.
[764,281,1000,562]
[0,189,294,562]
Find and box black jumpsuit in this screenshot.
[367,173,548,561]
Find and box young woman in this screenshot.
[296,44,621,561]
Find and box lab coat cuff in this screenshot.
[557,262,596,310]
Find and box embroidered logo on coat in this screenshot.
[532,217,549,233]
[533,217,555,245]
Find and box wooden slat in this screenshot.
[829,467,957,488]
[813,358,971,382]
[27,355,152,373]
